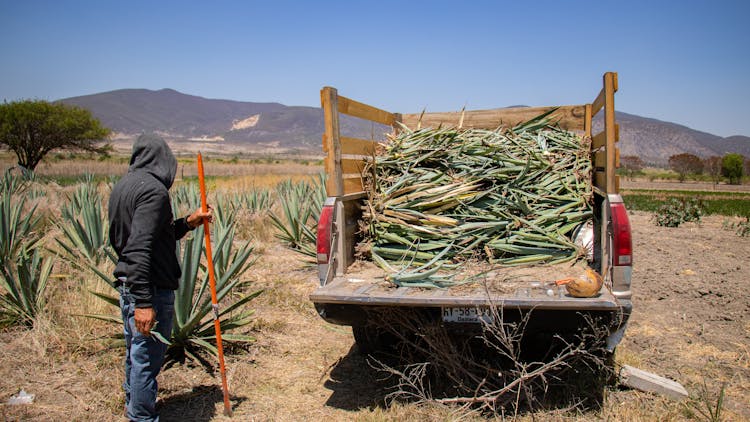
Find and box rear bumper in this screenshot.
[314,299,631,326]
[312,277,632,348]
[315,301,632,351]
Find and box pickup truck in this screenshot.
[310,72,632,355]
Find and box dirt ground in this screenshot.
[1,211,749,421]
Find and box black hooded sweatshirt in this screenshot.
[108,134,193,308]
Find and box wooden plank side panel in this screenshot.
[594,148,620,168]
[342,176,365,195]
[400,105,587,131]
[594,170,606,192]
[592,124,619,149]
[591,88,606,117]
[340,136,379,156]
[338,95,396,126]
[341,158,368,174]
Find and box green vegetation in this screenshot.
[55,175,113,268]
[622,189,750,216]
[269,175,326,261]
[653,198,703,227]
[723,216,750,237]
[722,153,744,185]
[0,170,51,327]
[0,100,111,171]
[164,209,260,366]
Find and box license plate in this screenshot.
[442,307,493,323]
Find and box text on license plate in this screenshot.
[442,307,493,323]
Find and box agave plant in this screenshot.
[0,249,53,328]
[55,178,114,268]
[227,188,273,215]
[0,187,43,264]
[171,183,202,215]
[1,167,33,196]
[62,173,98,217]
[166,211,260,365]
[269,175,326,259]
[0,171,49,327]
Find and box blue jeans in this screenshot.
[119,285,175,422]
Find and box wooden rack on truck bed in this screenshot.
[310,72,631,339]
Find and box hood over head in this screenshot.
[128,133,177,189]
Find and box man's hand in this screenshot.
[134,307,156,336]
[186,206,212,229]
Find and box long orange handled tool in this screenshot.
[197,152,232,417]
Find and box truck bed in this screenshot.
[310,260,621,311]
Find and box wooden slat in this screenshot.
[321,87,343,196]
[342,176,365,195]
[592,130,606,149]
[591,88,606,117]
[594,148,620,168]
[594,150,605,168]
[338,95,396,126]
[592,124,619,149]
[400,105,587,131]
[341,158,368,174]
[594,170,606,192]
[341,136,379,156]
[584,104,592,138]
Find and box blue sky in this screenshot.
[1,0,748,137]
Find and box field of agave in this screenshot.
[0,167,325,366]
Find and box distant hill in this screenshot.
[61,89,386,153]
[61,89,749,162]
[594,112,750,165]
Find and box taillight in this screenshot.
[611,202,632,266]
[316,205,334,264]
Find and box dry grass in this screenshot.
[0,152,322,184]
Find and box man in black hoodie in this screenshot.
[109,133,210,421]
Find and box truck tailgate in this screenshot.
[310,275,621,311]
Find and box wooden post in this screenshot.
[321,87,343,197]
[604,72,618,193]
[620,365,689,401]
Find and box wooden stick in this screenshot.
[197,152,233,417]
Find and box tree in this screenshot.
[668,153,703,182]
[0,100,111,171]
[704,156,723,186]
[721,153,744,185]
[620,155,644,181]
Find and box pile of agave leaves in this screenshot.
[362,110,593,288]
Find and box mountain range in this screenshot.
[61,88,749,164]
